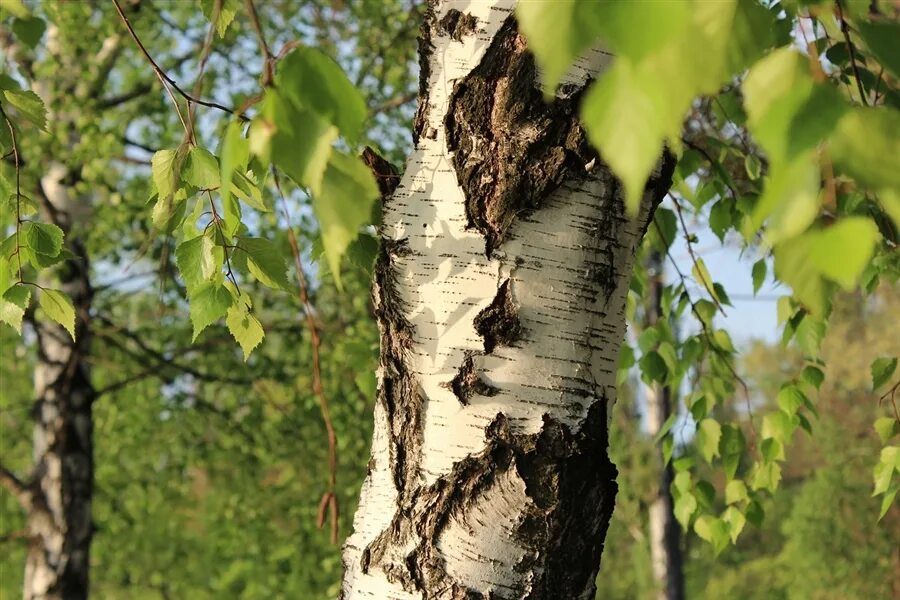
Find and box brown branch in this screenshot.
[96,82,153,109]
[111,0,245,120]
[371,92,416,115]
[0,464,31,510]
[835,0,869,106]
[273,168,340,544]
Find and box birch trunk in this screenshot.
[644,251,685,600]
[342,2,674,597]
[21,164,95,600]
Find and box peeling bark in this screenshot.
[342,2,675,598]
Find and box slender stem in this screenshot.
[0,104,23,281]
[835,0,869,106]
[671,196,726,317]
[273,168,340,544]
[111,0,245,120]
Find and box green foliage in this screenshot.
[523,0,900,549]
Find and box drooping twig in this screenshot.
[834,0,869,106]
[272,167,340,544]
[671,195,727,317]
[653,219,758,445]
[111,0,245,121]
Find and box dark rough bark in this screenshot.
[445,17,598,256]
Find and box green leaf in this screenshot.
[745,500,764,527]
[761,438,785,463]
[176,236,205,295]
[22,221,63,259]
[582,61,668,214]
[238,237,290,290]
[744,154,761,180]
[515,0,606,94]
[184,146,220,190]
[151,149,179,201]
[231,170,266,212]
[276,47,368,143]
[674,492,697,530]
[722,506,746,544]
[694,515,729,554]
[39,288,75,340]
[830,107,900,191]
[199,0,240,37]
[878,483,898,521]
[751,258,767,294]
[226,302,264,360]
[800,365,825,389]
[653,413,677,445]
[874,417,900,444]
[776,385,806,416]
[2,89,46,130]
[709,199,735,242]
[313,151,379,288]
[11,16,45,49]
[189,282,232,341]
[856,21,900,79]
[763,411,797,444]
[0,284,30,333]
[653,207,677,249]
[751,461,782,493]
[639,350,668,384]
[263,90,337,195]
[873,446,899,495]
[725,479,748,505]
[696,418,722,463]
[871,357,897,391]
[220,120,249,205]
[808,218,879,289]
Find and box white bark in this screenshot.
[342,2,673,598]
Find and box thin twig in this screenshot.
[835,0,869,106]
[0,464,31,510]
[111,0,245,120]
[0,104,23,281]
[671,196,727,316]
[272,167,340,544]
[654,219,758,445]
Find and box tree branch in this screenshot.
[0,464,31,510]
[95,82,153,109]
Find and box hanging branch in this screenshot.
[273,167,340,544]
[111,0,245,122]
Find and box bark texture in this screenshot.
[22,164,95,600]
[342,2,675,598]
[644,251,685,600]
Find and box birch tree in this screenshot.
[341,2,672,597]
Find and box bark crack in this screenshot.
[445,16,598,257]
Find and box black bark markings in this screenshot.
[413,3,438,146]
[473,279,522,353]
[438,9,478,42]
[445,17,598,257]
[442,351,499,405]
[363,406,618,599]
[356,9,678,598]
[373,237,425,498]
